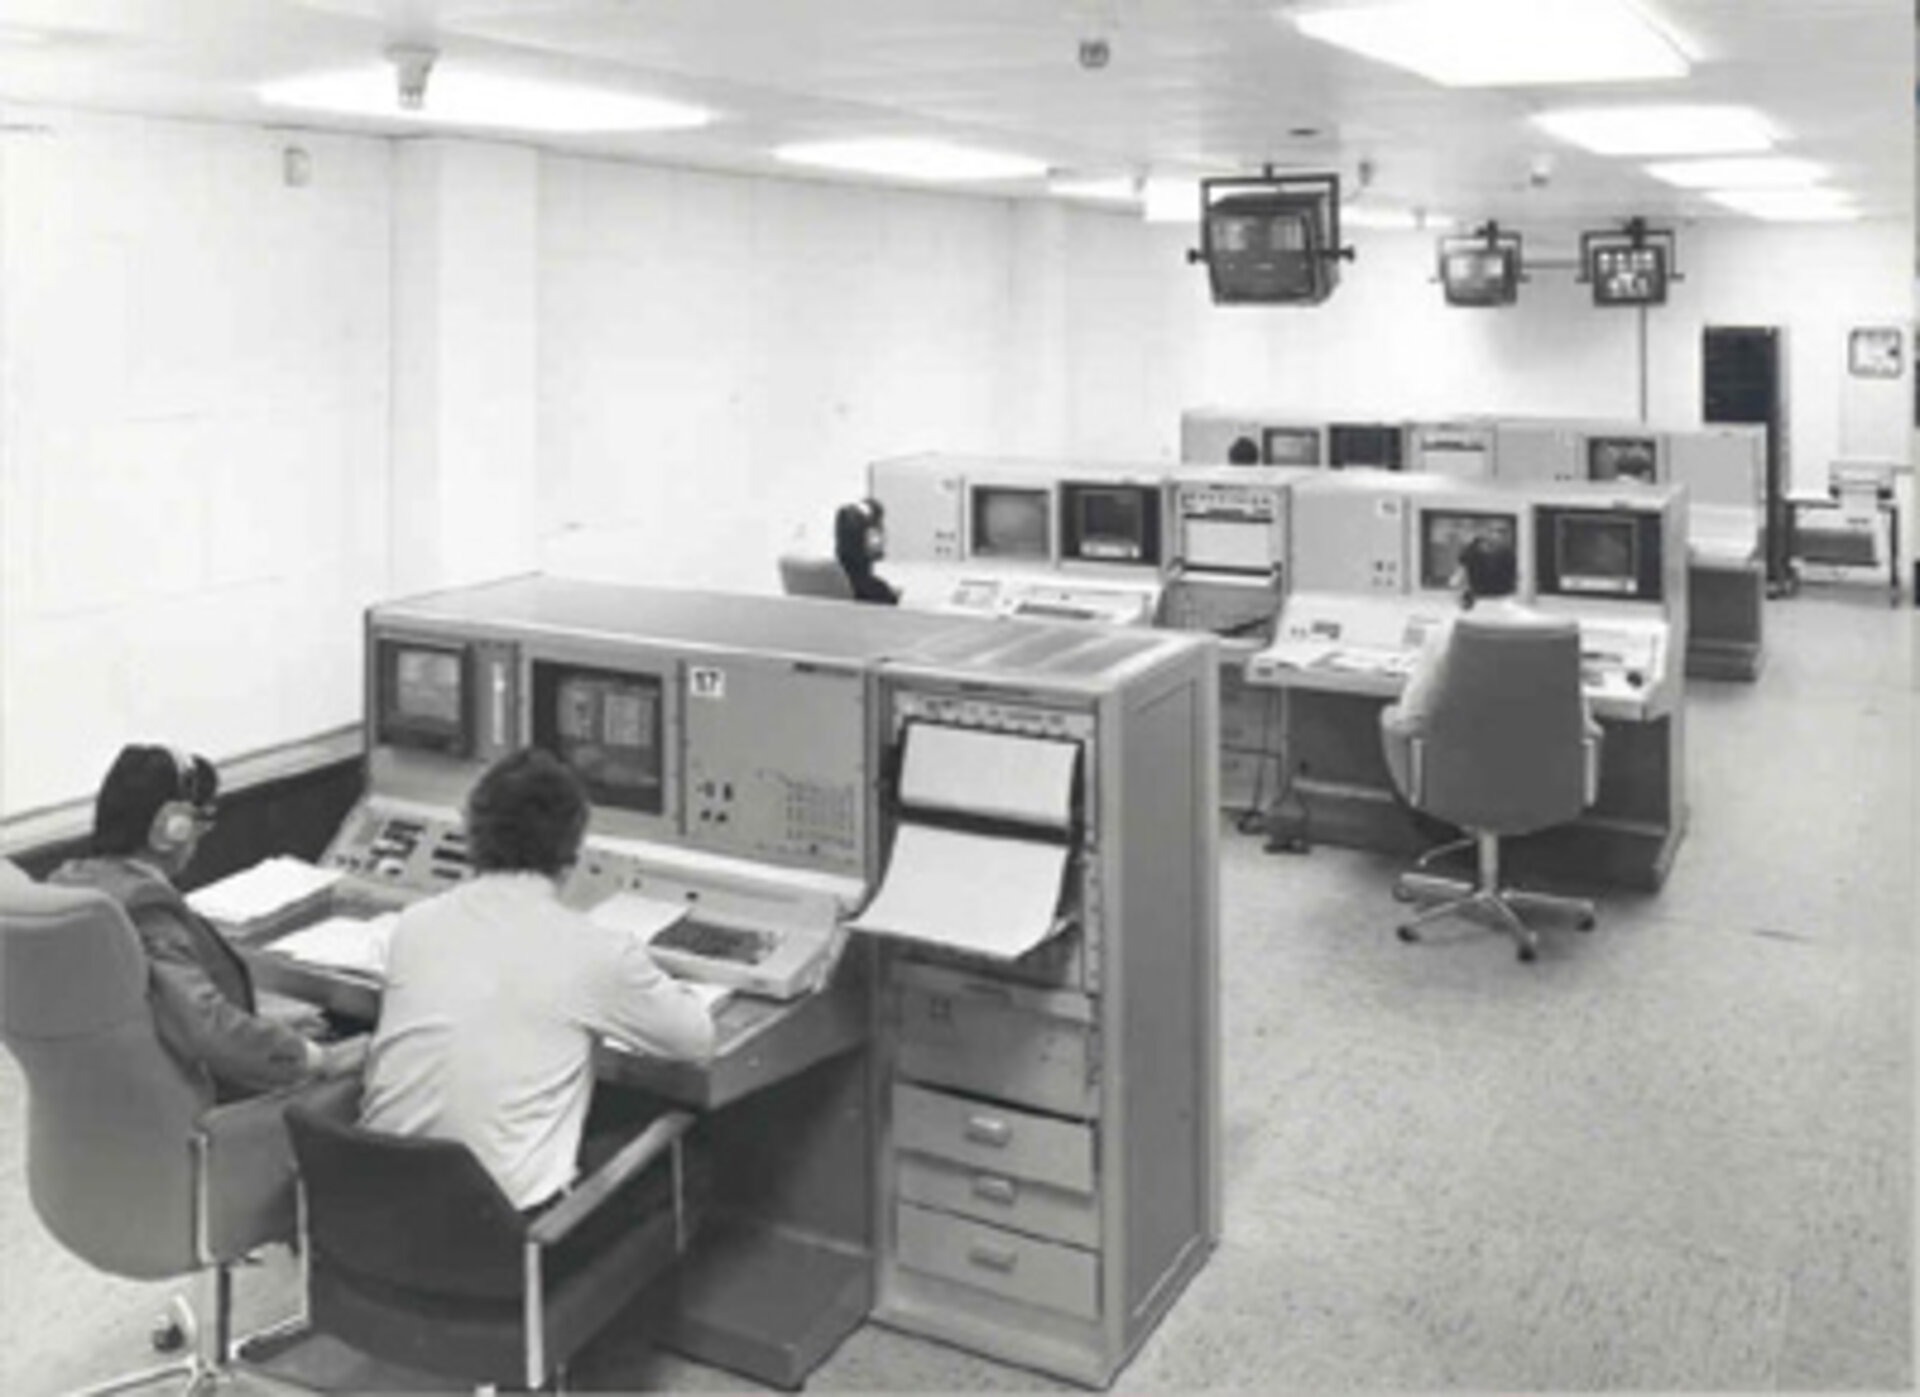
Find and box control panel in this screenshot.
[1289,486,1408,594]
[1174,479,1286,575]
[939,574,1159,627]
[322,801,471,895]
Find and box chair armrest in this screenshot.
[195,1077,343,1262]
[1582,731,1603,806]
[527,1109,697,1249]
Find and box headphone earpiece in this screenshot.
[148,747,210,854]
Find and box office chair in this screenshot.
[287,1080,701,1393]
[1379,619,1601,962]
[0,859,308,1395]
[778,552,855,600]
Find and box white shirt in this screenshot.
[1391,596,1597,733]
[359,872,717,1208]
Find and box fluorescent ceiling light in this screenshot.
[1050,175,1143,205]
[256,67,711,133]
[1143,177,1202,224]
[1705,188,1859,222]
[1644,156,1826,189]
[1533,104,1773,156]
[1290,0,1688,87]
[774,139,1044,183]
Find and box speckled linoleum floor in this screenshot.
[1,589,1911,1395]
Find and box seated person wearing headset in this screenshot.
[359,748,718,1213]
[834,498,901,605]
[50,744,363,1101]
[1384,535,1600,739]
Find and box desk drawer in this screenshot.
[896,1152,1099,1249]
[895,1202,1099,1321]
[891,1082,1094,1195]
[894,978,1095,1118]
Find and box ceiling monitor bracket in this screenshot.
[1186,169,1354,306]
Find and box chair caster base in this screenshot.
[152,1320,188,1355]
[1396,925,1420,943]
[1576,913,1596,931]
[1517,943,1538,963]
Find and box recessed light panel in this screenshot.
[256,67,711,133]
[1049,176,1143,205]
[1644,157,1825,189]
[1533,104,1774,156]
[774,139,1044,183]
[1290,0,1688,87]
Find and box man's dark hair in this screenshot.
[92,744,219,856]
[465,748,591,876]
[1227,436,1261,466]
[1459,536,1518,601]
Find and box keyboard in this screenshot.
[651,919,778,967]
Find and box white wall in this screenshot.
[0,111,392,817]
[537,159,1018,594]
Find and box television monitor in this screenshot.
[1418,509,1518,591]
[1587,436,1659,483]
[1203,192,1336,306]
[1061,482,1162,566]
[1439,245,1519,308]
[1327,423,1404,471]
[1263,425,1323,466]
[531,661,666,815]
[1535,506,1663,601]
[375,638,472,755]
[1590,243,1668,307]
[969,485,1052,561]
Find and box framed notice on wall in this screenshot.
[1847,326,1903,379]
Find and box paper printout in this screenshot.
[898,724,1077,830]
[848,822,1068,960]
[187,856,343,925]
[587,890,691,942]
[272,912,398,978]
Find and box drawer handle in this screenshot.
[964,1114,1011,1147]
[967,1242,1018,1273]
[972,1174,1018,1206]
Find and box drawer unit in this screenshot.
[895,1151,1099,1249]
[891,1082,1094,1194]
[895,1202,1099,1322]
[893,970,1097,1119]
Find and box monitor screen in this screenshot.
[1587,436,1659,483]
[1535,506,1663,601]
[375,639,471,755]
[1590,244,1668,307]
[1061,482,1162,565]
[1440,247,1518,307]
[1262,426,1323,466]
[1204,195,1332,305]
[970,486,1052,561]
[1328,423,1404,470]
[531,662,666,815]
[1419,510,1518,590]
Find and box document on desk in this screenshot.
[899,723,1077,831]
[187,856,343,928]
[848,823,1068,960]
[271,912,398,978]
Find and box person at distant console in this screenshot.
[1385,536,1599,738]
[49,744,362,1101]
[359,747,717,1212]
[1227,436,1261,466]
[834,498,901,605]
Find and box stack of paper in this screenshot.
[187,857,342,927]
[271,912,398,978]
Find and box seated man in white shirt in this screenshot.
[359,747,718,1219]
[1383,537,1599,841]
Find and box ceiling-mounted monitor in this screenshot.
[1191,172,1352,307]
[1437,225,1522,307]
[1582,221,1677,308]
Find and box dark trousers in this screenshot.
[520,1086,696,1277]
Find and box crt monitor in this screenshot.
[1328,423,1404,471]
[1535,507,1663,601]
[1587,436,1658,483]
[969,485,1052,561]
[1203,194,1332,306]
[1439,246,1518,308]
[1590,243,1668,307]
[531,661,666,815]
[1418,509,1518,591]
[1061,482,1162,566]
[1262,425,1323,467]
[375,638,472,756]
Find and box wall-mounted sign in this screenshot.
[1848,326,1903,379]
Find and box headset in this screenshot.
[149,746,218,853]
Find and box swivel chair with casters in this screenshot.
[0,860,311,1395]
[1379,618,1602,962]
[287,1080,701,1393]
[778,552,855,600]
